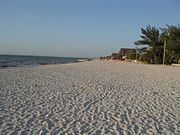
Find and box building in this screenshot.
[118,48,136,57]
[110,48,136,60]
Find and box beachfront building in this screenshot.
[109,48,137,61]
[118,48,136,59]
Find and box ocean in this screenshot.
[0,55,80,68]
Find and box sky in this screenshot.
[0,0,180,58]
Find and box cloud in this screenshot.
[25,11,36,19]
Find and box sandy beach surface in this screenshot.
[0,61,179,135]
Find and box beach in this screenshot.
[0,61,179,134]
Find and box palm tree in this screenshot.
[161,25,180,64]
[135,25,163,64]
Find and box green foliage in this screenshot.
[141,50,153,63]
[135,24,180,64]
[126,50,136,60]
[111,53,122,59]
[135,25,164,64]
[135,25,162,47]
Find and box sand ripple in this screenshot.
[0,61,180,134]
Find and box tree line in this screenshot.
[135,25,180,64]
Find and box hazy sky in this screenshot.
[0,0,180,57]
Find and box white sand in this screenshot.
[0,61,179,134]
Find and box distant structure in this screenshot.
[100,48,137,61]
[111,48,136,60]
[118,48,136,57]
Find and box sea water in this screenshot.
[0,55,79,68]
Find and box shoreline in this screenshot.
[1,59,180,70]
